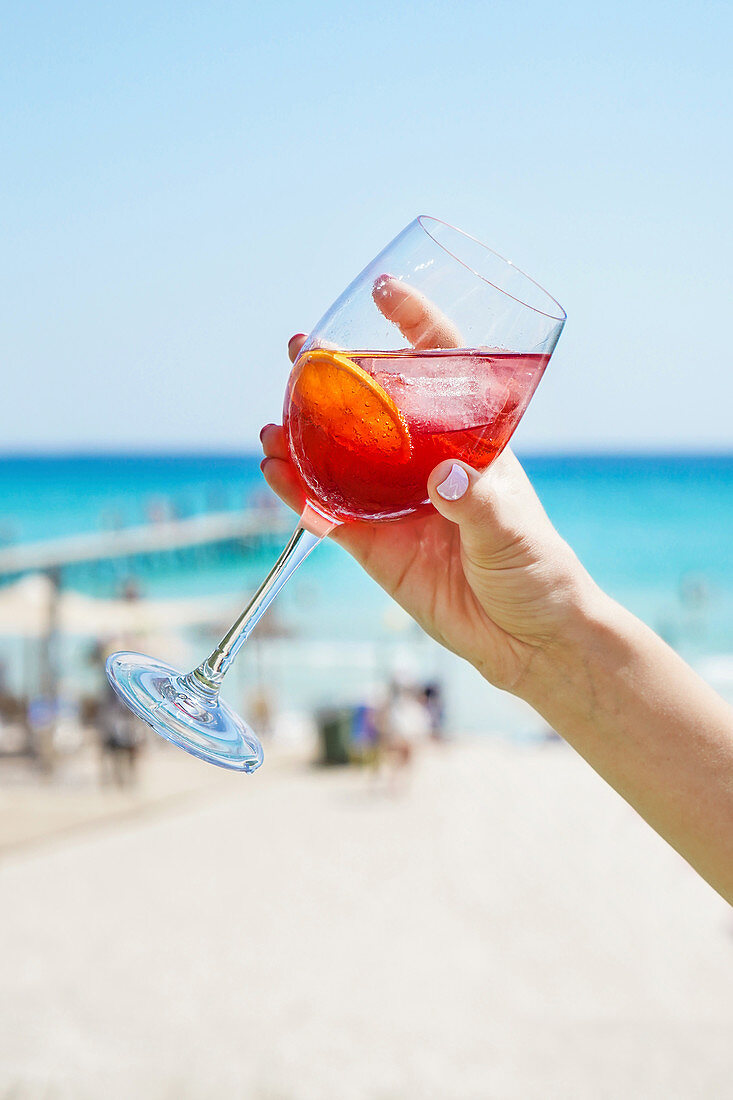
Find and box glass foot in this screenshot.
[105,652,264,773]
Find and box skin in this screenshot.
[260,291,733,904]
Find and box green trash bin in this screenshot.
[316,706,353,765]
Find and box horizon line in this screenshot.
[0,446,731,460]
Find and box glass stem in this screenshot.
[186,523,323,696]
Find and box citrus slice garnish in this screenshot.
[289,349,411,460]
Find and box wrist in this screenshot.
[514,573,622,721]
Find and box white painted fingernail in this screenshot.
[436,464,469,501]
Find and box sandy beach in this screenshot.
[0,737,730,1100]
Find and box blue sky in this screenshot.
[3,0,732,452]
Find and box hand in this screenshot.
[261,284,733,902]
[260,282,594,696]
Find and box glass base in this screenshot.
[105,652,264,773]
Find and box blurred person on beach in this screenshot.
[247,686,274,739]
[421,680,446,741]
[259,303,733,905]
[0,660,26,733]
[98,681,144,788]
[376,679,432,790]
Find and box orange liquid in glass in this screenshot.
[285,348,549,523]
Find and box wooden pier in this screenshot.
[0,508,292,580]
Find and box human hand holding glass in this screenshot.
[106,217,566,771]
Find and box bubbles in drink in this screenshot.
[285,348,549,522]
[362,351,536,432]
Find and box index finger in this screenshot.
[372,275,463,350]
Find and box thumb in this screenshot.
[427,459,499,558]
[428,459,485,523]
[427,452,543,565]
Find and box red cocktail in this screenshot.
[285,347,550,522]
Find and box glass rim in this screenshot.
[417,215,567,323]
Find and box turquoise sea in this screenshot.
[1,453,731,736]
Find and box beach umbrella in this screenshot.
[0,572,299,641]
[0,575,241,638]
[58,589,239,636]
[0,573,56,637]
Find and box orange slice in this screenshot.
[289,349,411,460]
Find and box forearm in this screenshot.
[520,585,733,903]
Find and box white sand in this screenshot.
[0,738,730,1099]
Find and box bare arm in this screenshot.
[521,581,733,902]
[262,309,733,904]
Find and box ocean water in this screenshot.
[0,454,264,544]
[1,453,731,735]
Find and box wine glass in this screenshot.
[106,216,566,771]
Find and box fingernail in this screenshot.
[436,464,469,501]
[372,273,395,297]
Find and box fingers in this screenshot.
[372,275,463,350]
[259,423,288,461]
[288,279,462,357]
[260,333,308,515]
[260,456,306,516]
[288,333,308,363]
